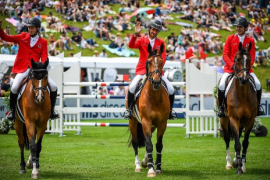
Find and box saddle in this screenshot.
[131,75,169,123]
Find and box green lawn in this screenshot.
[0,118,269,180]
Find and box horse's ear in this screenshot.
[44,58,49,68]
[148,43,152,56]
[238,42,242,50]
[248,42,252,52]
[31,59,36,69]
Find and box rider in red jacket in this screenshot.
[124,19,176,120]
[0,18,59,120]
[217,17,264,117]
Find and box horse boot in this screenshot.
[50,90,59,119]
[169,93,177,120]
[256,88,265,116]
[6,91,18,121]
[217,89,226,118]
[123,91,134,120]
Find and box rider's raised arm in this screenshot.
[0,28,22,44]
[250,38,256,66]
[223,35,234,69]
[40,39,48,62]
[128,34,141,49]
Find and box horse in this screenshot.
[14,59,51,179]
[128,43,170,177]
[217,42,257,174]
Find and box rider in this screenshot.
[124,19,176,120]
[217,16,264,118]
[0,17,59,120]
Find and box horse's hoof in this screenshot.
[147,172,156,177]
[31,173,39,179]
[226,165,232,170]
[242,167,246,173]
[135,167,142,172]
[26,161,32,169]
[19,170,26,174]
[141,161,148,168]
[156,169,162,174]
[236,169,243,175]
[147,168,156,177]
[232,159,237,168]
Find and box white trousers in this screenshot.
[129,74,174,95]
[219,72,261,91]
[11,69,58,94]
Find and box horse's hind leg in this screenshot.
[230,118,243,174]
[129,117,142,172]
[241,119,255,173]
[14,120,26,174]
[221,117,232,170]
[155,123,166,174]
[142,119,155,177]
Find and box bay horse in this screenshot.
[218,42,257,174]
[14,59,51,179]
[128,43,170,177]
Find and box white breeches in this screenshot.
[218,72,261,91]
[11,69,58,94]
[129,74,174,95]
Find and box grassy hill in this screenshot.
[1,2,270,91]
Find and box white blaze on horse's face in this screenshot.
[37,80,42,103]
[243,55,247,79]
[155,57,158,69]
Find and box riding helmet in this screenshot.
[26,17,41,28]
[234,17,249,27]
[148,19,162,31]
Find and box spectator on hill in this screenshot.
[115,33,124,51]
[254,24,266,42]
[93,50,99,57]
[4,2,15,18]
[48,40,60,56]
[1,76,10,97]
[4,26,11,35]
[1,42,10,54]
[25,0,33,12]
[175,43,185,61]
[256,50,266,66]
[11,43,18,55]
[15,3,25,17]
[60,32,72,50]
[56,19,67,33]
[99,49,108,58]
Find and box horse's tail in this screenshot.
[136,122,145,148]
[23,123,30,150]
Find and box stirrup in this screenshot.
[257,105,265,116]
[6,110,15,120]
[50,110,59,119]
[123,109,131,120]
[169,110,177,120]
[217,107,226,118]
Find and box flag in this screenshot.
[200,51,208,60]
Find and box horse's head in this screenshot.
[30,58,49,104]
[233,42,252,85]
[146,43,164,90]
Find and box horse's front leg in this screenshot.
[142,119,155,177]
[155,122,167,174]
[241,119,255,173]
[26,122,39,179]
[230,118,243,174]
[129,118,142,172]
[15,120,26,174]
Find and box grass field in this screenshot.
[0,118,269,180]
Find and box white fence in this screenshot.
[46,54,222,137]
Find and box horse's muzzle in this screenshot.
[239,77,247,85]
[152,79,161,89]
[35,95,44,104]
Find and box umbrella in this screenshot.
[128,7,155,21]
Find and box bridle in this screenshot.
[30,69,48,103]
[233,52,251,84]
[147,55,162,89]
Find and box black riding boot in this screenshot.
[6,91,18,121]
[123,91,134,120]
[50,90,59,119]
[169,93,177,120]
[217,89,226,118]
[257,89,265,116]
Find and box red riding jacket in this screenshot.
[0,29,48,73]
[128,34,166,75]
[223,34,255,73]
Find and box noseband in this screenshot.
[233,53,250,83]
[148,56,162,88]
[30,69,48,101]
